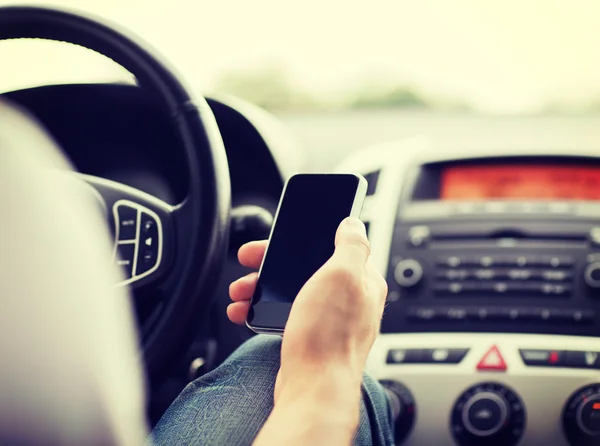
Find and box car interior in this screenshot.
[1,4,600,446]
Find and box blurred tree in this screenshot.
[215,68,317,111]
[350,86,429,109]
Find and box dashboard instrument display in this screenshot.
[441,165,600,201]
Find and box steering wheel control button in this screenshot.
[394,259,423,287]
[519,349,564,367]
[563,384,600,446]
[451,383,525,446]
[116,243,135,278]
[135,212,161,276]
[116,204,138,241]
[476,346,507,372]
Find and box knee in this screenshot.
[228,334,282,363]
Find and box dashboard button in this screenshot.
[408,225,430,247]
[465,393,507,435]
[473,268,495,280]
[498,254,537,267]
[386,349,426,364]
[519,349,564,367]
[435,281,480,295]
[584,262,600,288]
[407,307,442,322]
[564,351,600,369]
[541,270,573,281]
[443,307,468,321]
[394,259,423,287]
[500,308,522,320]
[590,227,600,247]
[506,268,534,280]
[116,205,138,241]
[467,307,504,321]
[563,384,600,446]
[551,309,595,324]
[539,283,572,296]
[116,243,135,279]
[436,255,465,268]
[451,383,525,446]
[540,255,575,268]
[424,348,469,364]
[436,269,469,280]
[478,256,495,267]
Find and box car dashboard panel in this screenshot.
[337,146,600,446]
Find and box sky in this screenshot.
[0,0,599,113]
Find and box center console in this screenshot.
[383,158,600,338]
[337,146,600,446]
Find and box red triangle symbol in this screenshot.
[477,345,507,371]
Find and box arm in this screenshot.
[254,369,362,446]
[230,218,387,446]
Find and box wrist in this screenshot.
[276,363,362,417]
[255,369,361,446]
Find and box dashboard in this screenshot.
[338,144,600,446]
[6,81,600,445]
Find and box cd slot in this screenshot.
[431,240,586,250]
[432,233,586,242]
[428,226,587,241]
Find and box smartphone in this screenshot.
[246,173,368,334]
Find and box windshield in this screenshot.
[1,0,599,116]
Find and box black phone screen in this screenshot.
[247,174,362,330]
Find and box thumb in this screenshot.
[332,217,370,265]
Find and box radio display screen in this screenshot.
[440,165,600,201]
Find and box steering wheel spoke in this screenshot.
[81,174,174,287]
[0,5,231,382]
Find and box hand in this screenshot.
[229,217,387,399]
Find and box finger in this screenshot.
[227,301,252,325]
[366,259,388,304]
[238,240,268,268]
[332,217,370,266]
[229,272,258,302]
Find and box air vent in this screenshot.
[364,170,380,195]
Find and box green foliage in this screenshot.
[350,86,428,109]
[214,69,470,112]
[215,69,317,111]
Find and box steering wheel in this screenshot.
[0,6,231,383]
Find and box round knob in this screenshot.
[584,262,600,288]
[451,382,526,446]
[462,392,508,437]
[379,380,416,444]
[563,383,600,446]
[394,259,423,287]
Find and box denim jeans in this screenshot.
[151,335,395,446]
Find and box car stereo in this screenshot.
[382,156,600,337]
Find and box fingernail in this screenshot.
[342,217,366,236]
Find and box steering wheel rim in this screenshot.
[0,6,231,383]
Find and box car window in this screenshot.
[1,0,600,116]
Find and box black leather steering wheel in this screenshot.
[0,6,231,383]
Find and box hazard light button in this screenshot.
[477,345,507,371]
